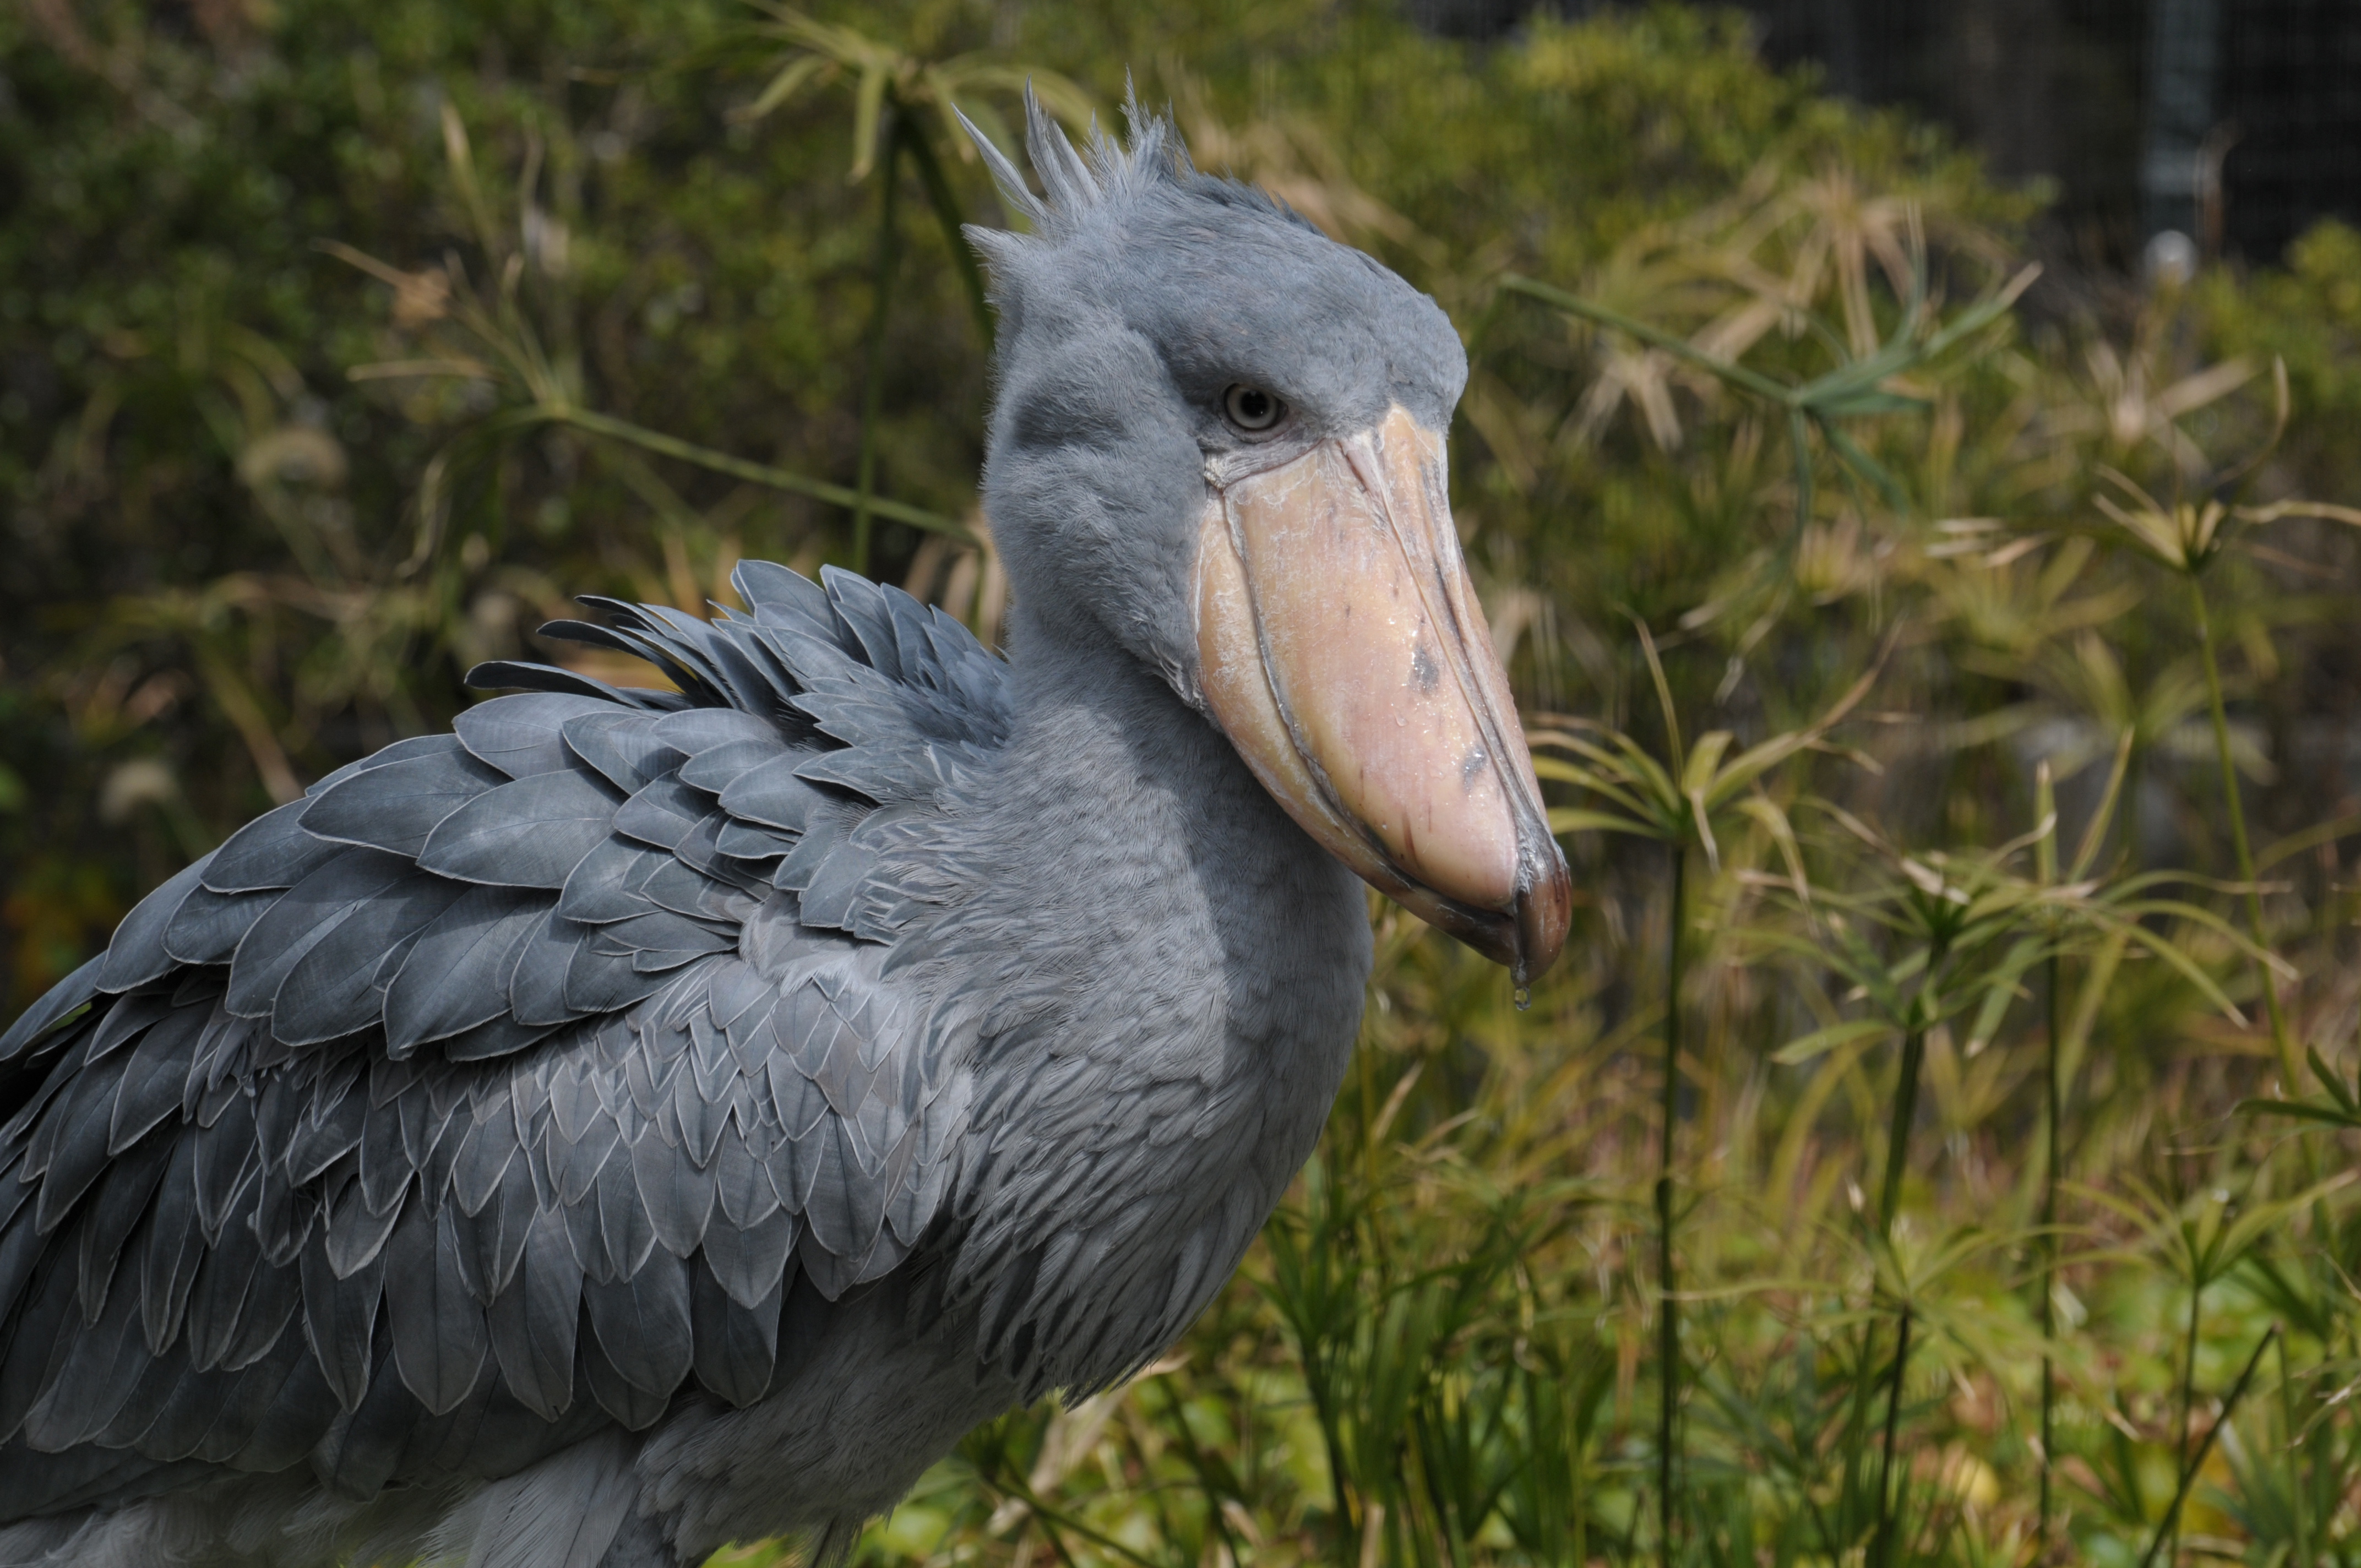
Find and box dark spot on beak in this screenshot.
[1410,643,1441,694]
[1460,749,1488,790]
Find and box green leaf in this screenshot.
[2306,1044,2358,1113]
[739,53,833,121]
[1770,1017,1892,1065]
[1814,389,1927,417]
[2236,1097,2361,1130]
[1548,807,1659,840]
[850,66,890,180]
[1678,729,1734,797]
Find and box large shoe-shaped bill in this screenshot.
[1195,405,1572,986]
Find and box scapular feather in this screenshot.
[202,799,339,895]
[72,1131,173,1321]
[160,884,275,969]
[222,848,416,1021]
[93,859,213,996]
[298,743,506,857]
[416,771,622,891]
[453,692,615,781]
[581,1252,692,1398]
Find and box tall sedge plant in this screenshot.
[2087,409,2359,1568]
[2083,1172,2342,1568]
[337,18,1107,583]
[1752,775,2271,1564]
[2028,736,2136,1548]
[1502,251,2037,596]
[1531,636,1876,1561]
[325,110,976,574]
[721,10,1093,571]
[2090,365,2361,1094]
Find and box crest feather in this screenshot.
[959,81,1193,243]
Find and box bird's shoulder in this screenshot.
[0,563,1006,1522]
[3,561,1013,1070]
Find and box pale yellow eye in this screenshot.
[1222,384,1283,433]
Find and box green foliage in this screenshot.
[9,4,2361,1567]
[2196,220,2361,504]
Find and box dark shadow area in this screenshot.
[1406,0,2361,271]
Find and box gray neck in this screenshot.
[925,606,1371,1391]
[944,600,1372,1088]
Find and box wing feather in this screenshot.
[561,710,686,796]
[486,1204,580,1421]
[161,884,275,968]
[0,558,1012,1511]
[454,692,616,780]
[383,886,547,1054]
[581,1253,692,1398]
[223,848,416,1021]
[417,771,623,890]
[72,1131,173,1320]
[298,1223,384,1411]
[21,1266,150,1447]
[383,1198,488,1415]
[202,798,341,894]
[298,742,507,856]
[689,1264,781,1407]
[273,875,469,1046]
[93,859,212,995]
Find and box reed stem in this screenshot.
[2137,1328,2278,1568]
[531,406,965,536]
[2189,577,2293,1090]
[1880,1026,1925,1237]
[2039,949,2061,1549]
[852,109,905,577]
[901,114,995,352]
[2037,748,2064,1555]
[2278,1332,2310,1568]
[2170,1266,2203,1568]
[1657,841,1686,1567]
[1871,1304,1914,1568]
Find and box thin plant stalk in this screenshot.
[900,114,994,352]
[2277,1332,2309,1568]
[1657,840,1687,1568]
[1879,928,1950,1235]
[2188,576,2294,1087]
[1872,1305,1914,1568]
[2037,760,2061,1550]
[1871,1025,1925,1567]
[2170,1258,2204,1568]
[1872,938,1942,1565]
[1879,1026,1926,1234]
[2136,1328,2279,1568]
[852,110,905,576]
[2039,944,2062,1548]
[532,406,966,537]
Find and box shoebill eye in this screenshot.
[1222,384,1284,433]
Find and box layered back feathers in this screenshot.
[0,567,1010,1523]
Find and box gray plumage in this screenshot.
[0,91,1478,1568]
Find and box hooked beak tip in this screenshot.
[1511,848,1574,987]
[1194,402,1574,986]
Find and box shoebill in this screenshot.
[0,97,1569,1568]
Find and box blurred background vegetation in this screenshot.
[8,1,2361,1564]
